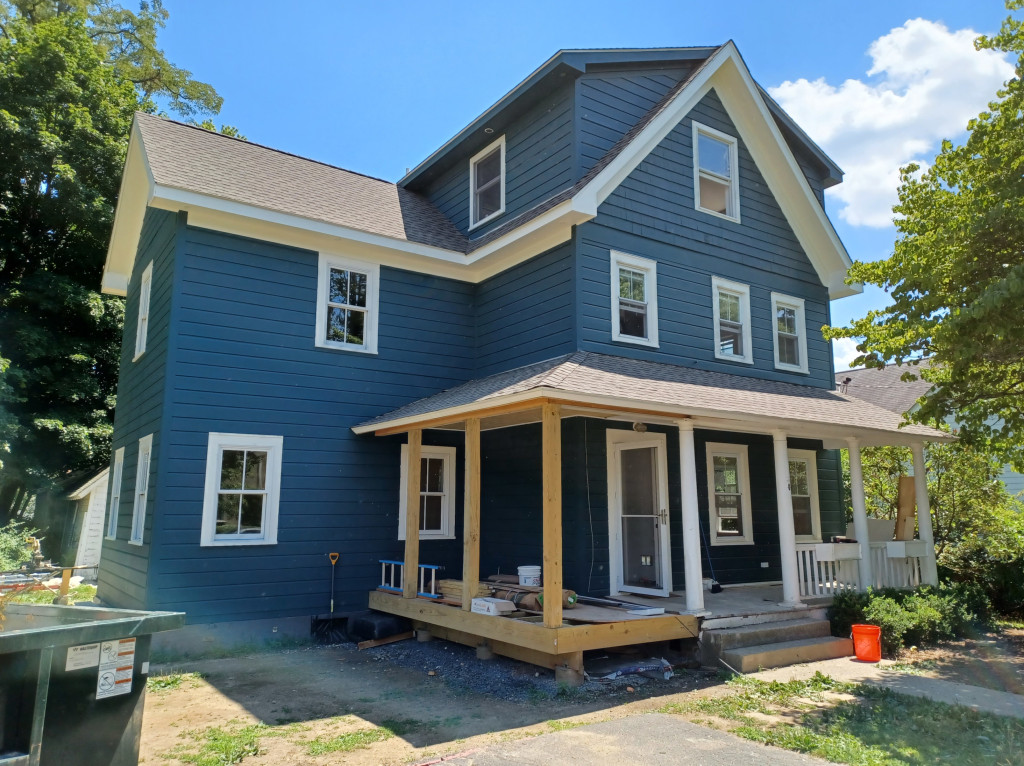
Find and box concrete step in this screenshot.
[721,636,854,673]
[703,617,831,653]
[701,606,829,631]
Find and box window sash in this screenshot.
[471,141,504,225]
[201,434,283,547]
[134,262,152,360]
[130,437,151,545]
[399,446,454,540]
[106,449,124,539]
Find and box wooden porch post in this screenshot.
[677,420,705,613]
[912,443,939,586]
[771,430,803,607]
[846,437,874,590]
[403,429,422,599]
[462,418,482,610]
[541,403,563,629]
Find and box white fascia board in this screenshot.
[101,123,155,296]
[574,42,861,300]
[68,467,110,500]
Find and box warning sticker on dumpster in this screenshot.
[66,642,100,671]
[96,638,135,699]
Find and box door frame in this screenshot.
[606,428,673,597]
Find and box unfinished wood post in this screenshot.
[403,429,422,599]
[542,403,563,628]
[462,418,482,611]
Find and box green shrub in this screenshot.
[0,521,36,572]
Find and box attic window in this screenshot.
[469,135,505,229]
[693,122,739,222]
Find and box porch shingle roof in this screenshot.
[355,352,949,442]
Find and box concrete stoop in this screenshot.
[701,616,853,672]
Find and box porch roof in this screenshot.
[352,352,951,446]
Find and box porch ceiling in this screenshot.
[352,352,952,446]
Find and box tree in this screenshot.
[0,1,226,522]
[826,1,1024,468]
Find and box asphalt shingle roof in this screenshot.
[835,362,933,415]
[357,352,947,441]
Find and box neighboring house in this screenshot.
[31,469,107,580]
[837,363,1024,496]
[98,44,948,654]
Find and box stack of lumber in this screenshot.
[437,579,491,604]
[486,577,578,611]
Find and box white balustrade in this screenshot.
[795,541,927,597]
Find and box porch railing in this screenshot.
[795,541,928,598]
[378,559,441,599]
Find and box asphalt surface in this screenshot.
[434,713,826,765]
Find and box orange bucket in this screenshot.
[851,624,882,662]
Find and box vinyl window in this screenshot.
[201,433,283,546]
[129,434,152,545]
[105,447,124,539]
[469,135,506,229]
[315,253,379,353]
[771,293,808,373]
[610,251,659,347]
[398,445,456,540]
[706,442,753,546]
[692,121,740,221]
[712,277,752,364]
[133,261,152,361]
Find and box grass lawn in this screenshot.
[6,583,97,604]
[660,672,1024,765]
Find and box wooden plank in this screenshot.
[357,631,415,650]
[403,429,422,599]
[895,476,916,541]
[462,418,481,611]
[420,623,583,671]
[558,614,701,652]
[542,403,563,628]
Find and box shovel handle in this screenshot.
[329,553,339,565]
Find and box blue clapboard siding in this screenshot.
[575,67,691,179]
[817,449,847,540]
[145,225,477,623]
[577,89,835,389]
[98,209,181,610]
[475,242,576,376]
[419,84,575,238]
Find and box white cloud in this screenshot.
[769,19,1013,228]
[832,338,862,372]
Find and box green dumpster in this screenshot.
[0,603,185,765]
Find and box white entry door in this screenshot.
[608,432,672,597]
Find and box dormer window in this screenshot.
[692,122,739,222]
[469,136,505,229]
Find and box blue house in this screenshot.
[99,44,949,666]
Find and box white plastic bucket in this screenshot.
[518,565,541,586]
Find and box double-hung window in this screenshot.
[771,293,808,373]
[692,121,739,221]
[469,135,505,229]
[133,261,152,361]
[788,449,821,541]
[706,442,753,546]
[201,433,283,546]
[129,434,152,545]
[105,447,125,539]
[315,254,379,353]
[711,277,752,364]
[610,251,659,347]
[398,445,456,540]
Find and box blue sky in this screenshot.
[157,1,1016,369]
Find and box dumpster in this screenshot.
[0,603,184,766]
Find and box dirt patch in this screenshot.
[893,627,1024,694]
[141,640,720,766]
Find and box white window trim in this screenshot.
[132,261,153,362]
[706,442,754,546]
[711,276,753,365]
[692,121,741,223]
[201,433,284,547]
[105,447,125,540]
[770,292,809,374]
[129,434,152,546]
[467,135,506,230]
[398,445,457,541]
[788,449,822,543]
[314,253,380,354]
[609,251,659,348]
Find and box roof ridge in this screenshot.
[135,112,399,188]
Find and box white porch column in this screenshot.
[912,443,939,586]
[846,437,874,590]
[771,430,802,607]
[677,420,705,613]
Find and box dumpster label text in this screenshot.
[66,642,100,671]
[96,638,136,699]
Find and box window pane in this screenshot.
[216,493,241,535]
[713,456,739,493]
[346,309,365,345]
[716,494,740,518]
[329,269,349,303]
[243,451,267,490]
[239,494,265,534]
[699,176,729,215]
[476,183,501,221]
[475,148,501,188]
[792,496,813,536]
[776,306,797,335]
[619,305,647,339]
[719,292,740,322]
[220,451,245,490]
[719,321,743,357]
[421,495,443,532]
[779,334,799,366]
[349,271,367,308]
[426,458,444,493]
[327,305,347,342]
[619,268,645,302]
[789,460,809,496]
[698,133,731,177]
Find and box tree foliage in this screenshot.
[0,1,226,522]
[826,1,1024,468]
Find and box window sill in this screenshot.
[131,350,145,363]
[468,209,505,232]
[696,206,741,224]
[397,535,456,542]
[128,538,144,547]
[201,538,278,547]
[714,352,754,365]
[611,334,660,348]
[314,340,378,355]
[775,363,809,375]
[709,537,754,547]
